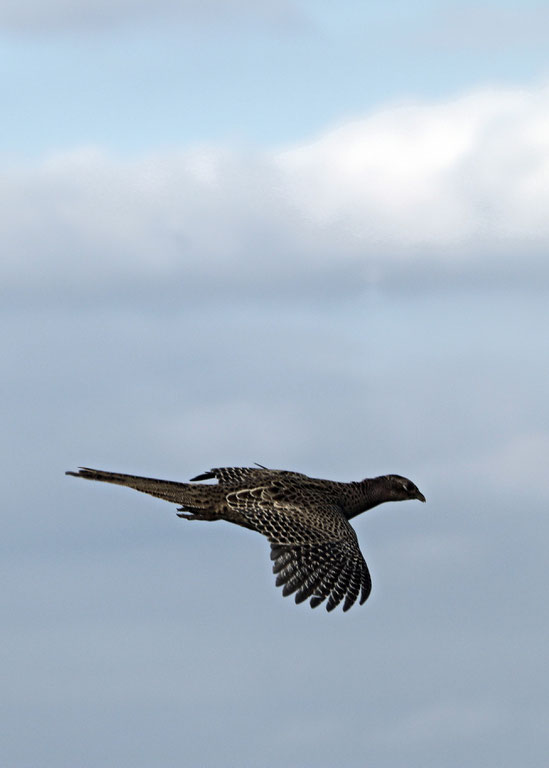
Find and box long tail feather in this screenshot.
[66,467,190,505]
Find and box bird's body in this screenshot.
[66,465,425,612]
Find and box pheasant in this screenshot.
[66,465,425,612]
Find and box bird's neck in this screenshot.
[344,477,391,519]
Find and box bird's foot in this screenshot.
[176,510,217,521]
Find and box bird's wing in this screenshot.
[226,485,371,611]
[190,466,308,485]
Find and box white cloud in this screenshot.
[278,85,549,252]
[3,83,549,304]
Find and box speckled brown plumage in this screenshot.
[66,465,425,612]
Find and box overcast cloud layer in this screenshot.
[4,82,549,306]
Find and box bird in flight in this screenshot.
[66,465,425,612]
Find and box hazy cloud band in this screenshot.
[4,83,549,303]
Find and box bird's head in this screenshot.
[384,474,426,503]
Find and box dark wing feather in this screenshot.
[190,466,308,485]
[227,486,371,612]
[190,467,261,483]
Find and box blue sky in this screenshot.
[3,2,549,767]
[4,0,549,154]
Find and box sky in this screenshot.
[2,2,549,767]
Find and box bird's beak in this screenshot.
[416,491,426,503]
